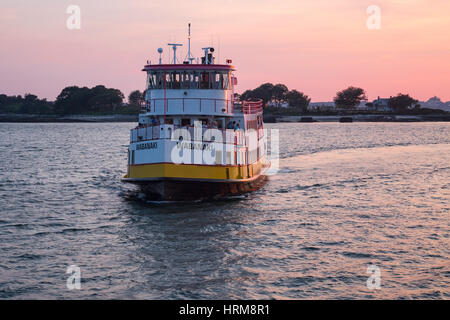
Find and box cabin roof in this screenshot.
[143,64,235,72]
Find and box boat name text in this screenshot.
[136,142,158,150]
[176,141,213,151]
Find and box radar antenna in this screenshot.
[168,43,183,64]
[201,47,214,65]
[157,48,163,65]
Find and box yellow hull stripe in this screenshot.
[127,158,266,180]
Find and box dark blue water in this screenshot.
[0,122,449,299]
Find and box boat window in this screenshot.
[147,72,157,90]
[200,72,209,89]
[192,72,199,89]
[173,72,180,89]
[215,73,220,89]
[147,70,232,90]
[167,73,172,89]
[224,72,230,90]
[220,73,225,90]
[157,72,164,89]
[181,118,191,126]
[181,72,189,89]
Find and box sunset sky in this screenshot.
[1,0,450,102]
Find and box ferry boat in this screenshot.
[122,26,270,200]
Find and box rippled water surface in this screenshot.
[0,122,449,299]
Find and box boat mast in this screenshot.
[188,23,194,64]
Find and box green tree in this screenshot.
[91,86,124,112]
[241,83,274,106]
[24,93,38,103]
[55,86,84,114]
[240,90,254,101]
[272,84,288,107]
[252,83,275,106]
[388,94,418,113]
[128,90,144,107]
[334,86,367,109]
[240,83,313,112]
[286,90,311,113]
[18,94,53,114]
[55,85,124,114]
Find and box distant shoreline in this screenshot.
[264,114,450,123]
[1,113,450,123]
[0,114,138,123]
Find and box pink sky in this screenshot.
[1,0,449,102]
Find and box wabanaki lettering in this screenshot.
[136,142,157,150]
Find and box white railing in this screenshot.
[130,124,260,145]
[144,98,234,115]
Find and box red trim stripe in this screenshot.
[143,64,235,71]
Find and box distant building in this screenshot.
[370,96,392,112]
[420,97,450,112]
[308,102,336,111]
[356,100,369,110]
[267,100,289,108]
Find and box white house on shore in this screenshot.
[308,101,370,111]
[267,100,289,108]
[368,97,393,112]
[356,100,369,110]
[308,102,336,111]
[298,96,450,112]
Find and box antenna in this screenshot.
[218,35,221,64]
[168,43,183,64]
[202,47,214,64]
[187,23,195,64]
[157,48,163,64]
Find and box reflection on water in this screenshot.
[0,122,449,299]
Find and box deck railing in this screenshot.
[242,100,263,114]
[142,98,264,115]
[144,98,234,114]
[130,124,263,145]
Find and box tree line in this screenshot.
[333,86,420,113]
[240,84,431,113]
[0,84,444,115]
[240,83,311,113]
[0,86,143,115]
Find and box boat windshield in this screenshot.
[147,70,231,90]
